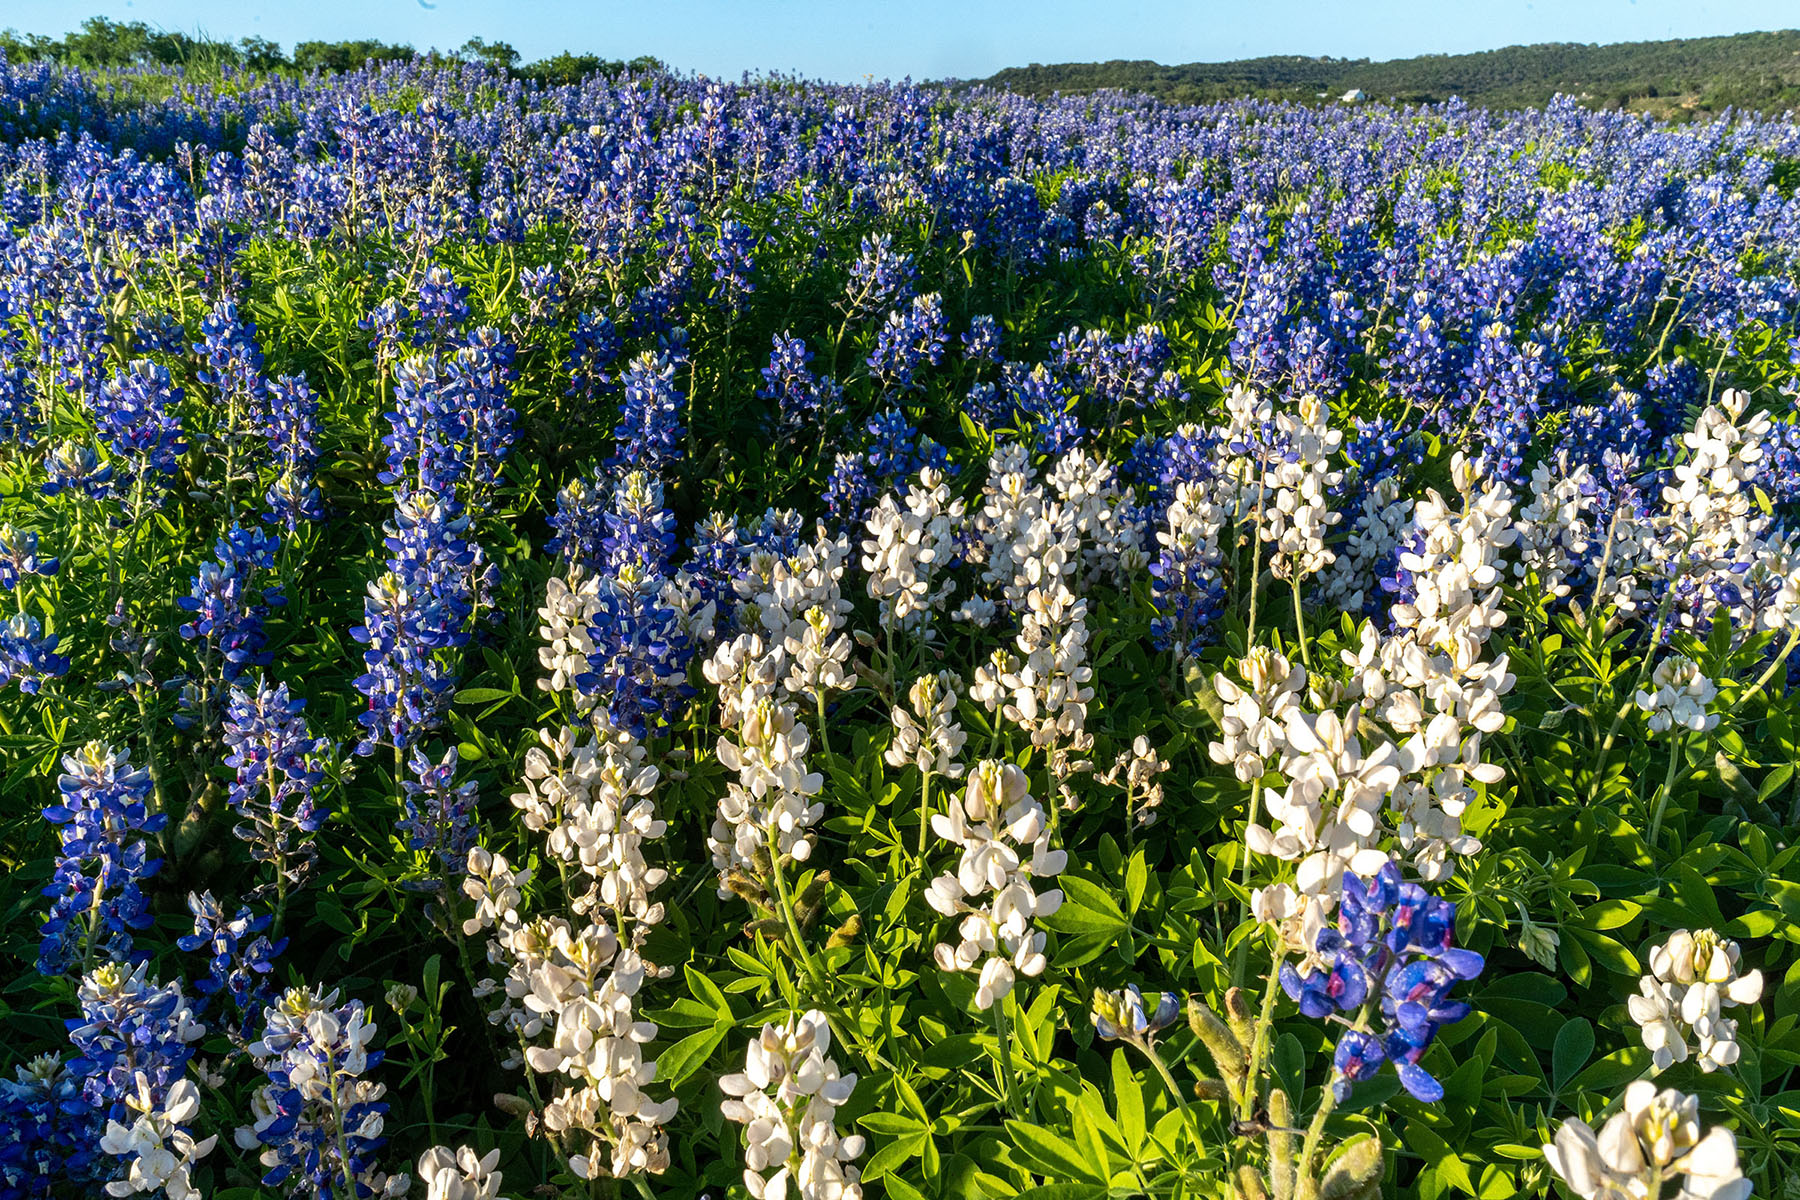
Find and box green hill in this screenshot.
[981,30,1800,115]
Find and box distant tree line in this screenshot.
[0,16,662,83]
[980,30,1800,116]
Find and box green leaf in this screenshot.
[1111,1048,1145,1148]
[1043,875,1128,935]
[1010,1187,1109,1200]
[685,964,732,1017]
[656,1024,727,1087]
[1553,1018,1594,1092]
[452,686,515,705]
[858,1112,928,1136]
[1005,1120,1107,1183]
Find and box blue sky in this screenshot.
[4,0,1795,82]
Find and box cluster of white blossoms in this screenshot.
[462,872,676,1181]
[1544,1081,1749,1200]
[1047,447,1147,586]
[1342,453,1515,882]
[466,619,681,1181]
[98,1074,215,1200]
[508,719,670,947]
[1323,475,1411,615]
[925,762,1067,1010]
[417,1146,507,1200]
[1208,647,1306,785]
[862,466,964,630]
[708,694,826,891]
[1154,476,1230,656]
[885,671,967,779]
[964,444,1078,623]
[1628,929,1764,1074]
[1264,393,1344,582]
[1512,454,1600,603]
[1099,734,1171,828]
[1659,388,1771,586]
[1634,655,1720,735]
[719,1010,865,1200]
[1230,456,1516,931]
[537,568,600,703]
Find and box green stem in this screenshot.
[1293,1085,1341,1200]
[1290,580,1311,671]
[767,826,826,995]
[1240,950,1286,1126]
[1646,733,1685,854]
[990,992,1022,1119]
[1232,783,1264,988]
[916,765,933,858]
[1731,625,1800,715]
[1139,1041,1203,1151]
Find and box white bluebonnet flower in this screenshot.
[925,762,1066,1010]
[1543,1081,1749,1200]
[885,672,966,779]
[1629,930,1763,1073]
[861,467,963,632]
[719,1010,865,1200]
[417,1145,506,1200]
[1634,655,1719,734]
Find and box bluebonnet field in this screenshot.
[0,43,1795,1200]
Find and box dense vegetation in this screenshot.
[983,29,1800,115]
[0,17,661,85]
[0,41,1796,1200]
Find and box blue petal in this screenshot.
[1395,1058,1443,1102]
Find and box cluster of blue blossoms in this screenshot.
[1281,864,1484,1103]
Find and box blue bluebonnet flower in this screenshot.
[868,292,947,393]
[842,233,916,318]
[518,264,563,324]
[38,743,164,977]
[611,346,688,472]
[414,265,471,346]
[576,471,695,737]
[1280,863,1483,1103]
[823,408,953,529]
[1091,985,1181,1044]
[222,677,332,891]
[454,326,519,496]
[359,298,407,372]
[261,374,324,530]
[93,360,186,483]
[0,613,69,697]
[1001,361,1084,454]
[68,962,213,1196]
[195,298,267,415]
[241,987,399,1199]
[0,353,36,446]
[399,746,479,876]
[962,314,1002,365]
[383,355,470,497]
[40,441,115,501]
[0,1053,109,1199]
[177,523,286,687]
[758,332,840,435]
[1381,289,1459,420]
[178,892,286,1039]
[709,217,758,312]
[566,311,623,403]
[351,492,491,757]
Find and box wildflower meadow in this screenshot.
[0,48,1797,1200]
